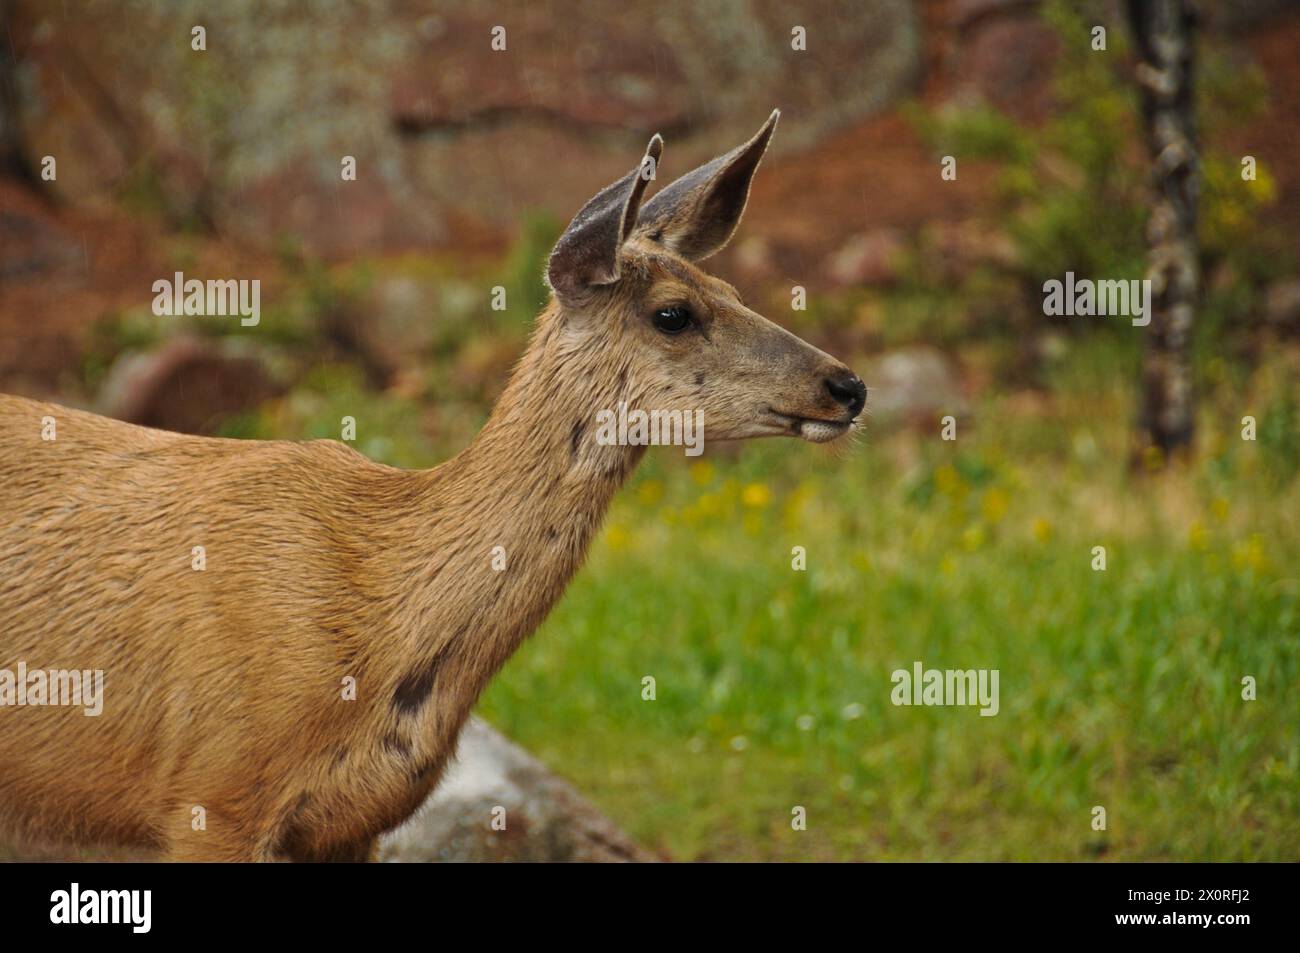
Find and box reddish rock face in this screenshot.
[3,0,1300,406]
[8,1,922,258]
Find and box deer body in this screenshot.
[0,112,866,860]
[0,311,639,860]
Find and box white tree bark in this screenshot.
[1127,0,1200,460]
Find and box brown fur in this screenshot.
[0,113,863,861]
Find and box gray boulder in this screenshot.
[866,347,967,423]
[380,717,657,863]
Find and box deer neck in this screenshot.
[438,319,642,576]
[387,306,642,729]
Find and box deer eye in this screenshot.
[652,306,693,335]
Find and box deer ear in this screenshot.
[547,134,664,302]
[636,109,779,261]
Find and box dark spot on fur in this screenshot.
[570,419,585,460]
[332,746,348,767]
[408,758,439,784]
[694,372,705,386]
[546,525,558,540]
[282,791,312,829]
[391,646,447,716]
[382,731,411,756]
[390,629,464,717]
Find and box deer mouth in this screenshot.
[797,418,852,442]
[763,408,854,443]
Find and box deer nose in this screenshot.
[824,370,867,419]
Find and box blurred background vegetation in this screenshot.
[1,0,1296,860]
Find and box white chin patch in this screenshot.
[798,420,847,443]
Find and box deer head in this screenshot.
[543,109,866,446]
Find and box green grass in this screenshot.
[477,338,1299,861]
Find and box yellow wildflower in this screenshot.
[1031,517,1053,543]
[690,461,715,486]
[981,487,1009,525]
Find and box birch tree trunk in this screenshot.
[1126,0,1200,463]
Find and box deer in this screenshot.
[0,110,866,861]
